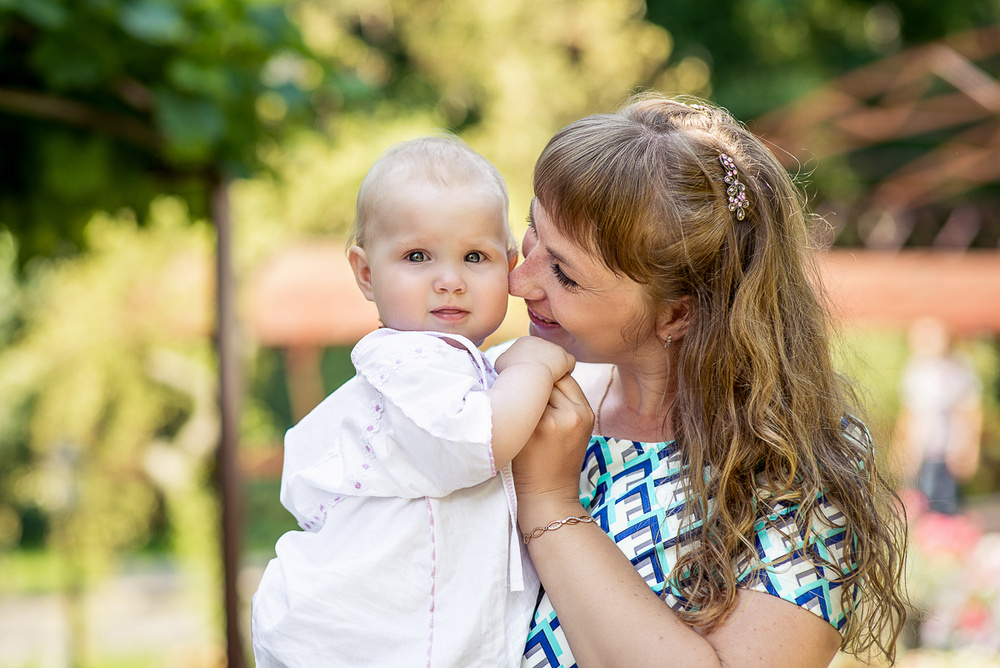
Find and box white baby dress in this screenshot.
[252,328,539,668]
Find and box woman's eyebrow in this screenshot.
[547,246,578,273]
[530,198,581,273]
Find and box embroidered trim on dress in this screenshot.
[424,497,437,668]
[299,495,345,532]
[347,389,386,492]
[349,338,431,489]
[363,345,430,389]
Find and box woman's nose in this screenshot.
[508,245,541,299]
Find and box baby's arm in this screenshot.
[487,336,575,469]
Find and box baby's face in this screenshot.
[356,181,513,346]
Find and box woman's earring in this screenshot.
[664,334,672,349]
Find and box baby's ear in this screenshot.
[347,246,375,302]
[507,249,519,273]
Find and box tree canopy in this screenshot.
[0,0,332,264]
[646,0,1000,119]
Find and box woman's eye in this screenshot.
[551,262,579,290]
[407,251,427,262]
[465,251,483,263]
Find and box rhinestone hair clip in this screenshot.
[719,153,748,221]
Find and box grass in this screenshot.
[0,549,63,596]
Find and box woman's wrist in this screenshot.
[522,514,596,544]
[516,490,587,537]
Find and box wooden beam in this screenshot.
[819,250,1000,333]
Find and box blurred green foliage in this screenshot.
[1,1,999,664]
[0,0,328,264]
[0,202,216,569]
[646,0,1000,119]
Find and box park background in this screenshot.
[1,0,1000,666]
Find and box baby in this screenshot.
[251,136,574,667]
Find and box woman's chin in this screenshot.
[528,321,558,340]
[527,322,574,351]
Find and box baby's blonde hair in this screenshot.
[349,135,515,251]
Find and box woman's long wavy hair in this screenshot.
[533,93,909,663]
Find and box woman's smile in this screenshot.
[525,305,559,328]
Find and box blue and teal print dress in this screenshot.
[521,435,854,668]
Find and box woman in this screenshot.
[507,95,909,667]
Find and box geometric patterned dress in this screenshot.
[522,435,854,668]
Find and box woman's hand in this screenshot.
[513,373,594,528]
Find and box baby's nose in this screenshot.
[434,265,466,293]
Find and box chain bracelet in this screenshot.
[522,515,596,544]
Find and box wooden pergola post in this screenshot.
[213,172,247,668]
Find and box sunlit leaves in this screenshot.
[0,0,323,264]
[118,0,188,45]
[4,0,69,29]
[0,201,215,578]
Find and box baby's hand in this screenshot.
[494,336,575,382]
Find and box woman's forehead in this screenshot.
[531,200,620,282]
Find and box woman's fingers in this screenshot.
[551,373,594,419]
[534,375,593,444]
[513,373,595,507]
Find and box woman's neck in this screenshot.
[598,361,675,443]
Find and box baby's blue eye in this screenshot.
[465,251,483,263]
[407,251,427,262]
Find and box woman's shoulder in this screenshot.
[570,362,614,405]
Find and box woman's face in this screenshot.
[508,199,658,363]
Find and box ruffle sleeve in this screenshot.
[735,492,853,631]
[352,330,495,449]
[280,330,498,530]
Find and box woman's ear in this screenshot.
[656,296,691,343]
[347,246,376,302]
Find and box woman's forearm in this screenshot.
[520,498,722,667]
[521,494,843,668]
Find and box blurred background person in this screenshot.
[895,317,983,516]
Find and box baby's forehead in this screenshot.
[369,182,508,238]
[381,166,498,196]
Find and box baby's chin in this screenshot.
[439,318,505,349]
[389,322,493,348]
